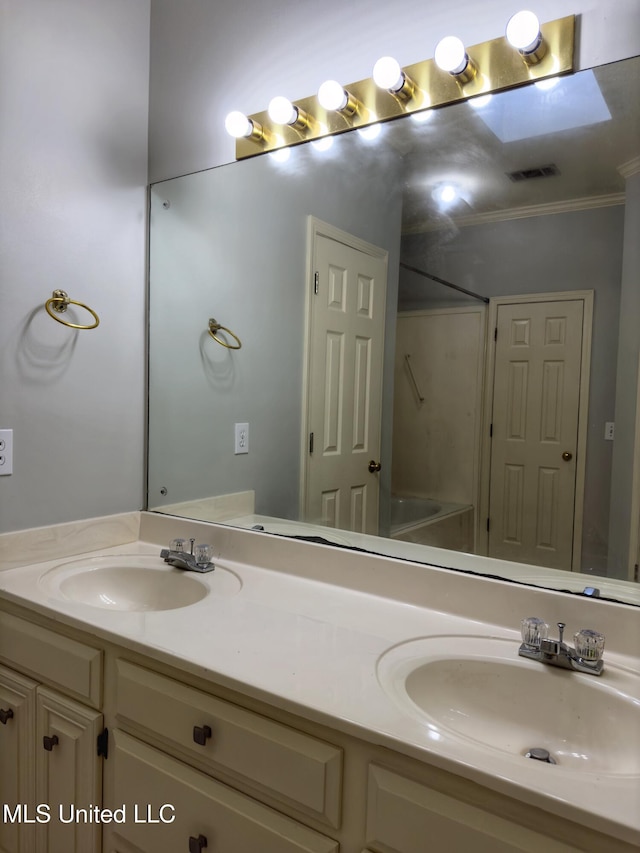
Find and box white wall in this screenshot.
[0,0,150,533]
[3,0,639,537]
[609,171,640,577]
[148,0,640,181]
[400,207,624,574]
[148,135,403,522]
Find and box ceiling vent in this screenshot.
[507,163,560,182]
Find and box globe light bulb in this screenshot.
[432,183,459,206]
[506,10,541,53]
[358,122,382,141]
[434,36,468,75]
[224,111,253,138]
[318,80,348,112]
[311,134,334,151]
[268,96,298,126]
[373,56,404,92]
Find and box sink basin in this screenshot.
[39,555,241,611]
[377,635,640,776]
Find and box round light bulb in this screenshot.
[535,76,560,91]
[373,56,404,92]
[224,111,253,138]
[358,122,382,141]
[268,96,298,126]
[470,93,493,110]
[317,80,348,112]
[269,146,291,163]
[440,184,457,203]
[411,108,433,123]
[506,10,541,53]
[311,134,334,151]
[434,36,468,75]
[432,183,458,206]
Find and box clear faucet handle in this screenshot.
[574,628,605,662]
[521,617,549,649]
[194,543,213,565]
[169,538,187,552]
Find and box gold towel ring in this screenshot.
[208,318,242,350]
[45,290,100,330]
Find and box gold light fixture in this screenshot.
[230,14,575,159]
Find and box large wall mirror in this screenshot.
[148,55,640,606]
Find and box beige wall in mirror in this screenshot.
[148,56,640,606]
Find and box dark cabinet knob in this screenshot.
[43,735,59,751]
[0,707,14,724]
[193,724,212,746]
[189,834,207,852]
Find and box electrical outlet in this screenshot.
[0,429,13,475]
[234,422,249,454]
[604,422,615,441]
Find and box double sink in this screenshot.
[35,554,640,780]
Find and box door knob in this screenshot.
[368,460,382,473]
[562,451,573,461]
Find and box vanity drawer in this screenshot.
[109,730,338,853]
[115,660,343,828]
[0,611,102,707]
[366,765,580,853]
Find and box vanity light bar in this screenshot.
[232,14,574,160]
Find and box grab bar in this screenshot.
[404,354,424,403]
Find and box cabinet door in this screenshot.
[35,687,103,853]
[0,666,37,853]
[106,730,339,853]
[366,765,580,853]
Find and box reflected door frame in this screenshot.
[477,290,594,573]
[300,217,388,532]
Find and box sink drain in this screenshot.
[525,747,557,764]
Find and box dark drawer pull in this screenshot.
[189,834,207,852]
[193,724,212,746]
[0,707,14,724]
[43,735,59,751]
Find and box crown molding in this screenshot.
[619,157,640,179]
[403,192,626,234]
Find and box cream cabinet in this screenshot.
[1,605,637,853]
[103,659,342,853]
[364,765,581,853]
[0,665,36,853]
[0,612,104,853]
[105,730,338,853]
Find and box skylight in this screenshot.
[472,70,612,143]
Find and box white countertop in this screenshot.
[1,516,639,846]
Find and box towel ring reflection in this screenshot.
[45,290,100,330]
[208,318,242,350]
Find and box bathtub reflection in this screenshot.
[390,496,474,552]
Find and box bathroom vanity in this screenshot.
[0,512,638,853]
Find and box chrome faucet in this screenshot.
[519,617,605,676]
[160,537,215,573]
